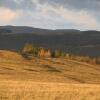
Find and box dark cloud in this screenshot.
[20,0,36,11]
[39,0,100,11]
[0,0,18,9]
[0,0,100,11]
[0,0,36,11]
[0,0,100,12]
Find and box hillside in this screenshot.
[0,50,100,84]
[0,26,100,57]
[1,51,100,100]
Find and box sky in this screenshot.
[0,0,100,30]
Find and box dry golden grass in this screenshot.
[0,80,100,100]
[0,50,23,60]
[0,50,100,100]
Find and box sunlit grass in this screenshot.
[0,50,100,100]
[0,81,100,100]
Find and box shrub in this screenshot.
[21,43,34,54]
[51,50,66,58]
[21,43,39,58]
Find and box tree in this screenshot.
[51,50,61,58]
[60,51,66,57]
[20,43,34,59]
[38,47,45,57]
[21,43,34,55]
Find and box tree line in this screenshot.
[20,43,100,65]
[20,43,66,59]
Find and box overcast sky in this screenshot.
[0,0,100,30]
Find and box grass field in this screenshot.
[0,50,100,100]
[1,81,100,100]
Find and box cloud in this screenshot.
[51,6,99,27]
[0,7,18,23]
[22,2,98,29]
[0,0,99,30]
[39,0,100,11]
[1,0,99,13]
[0,0,36,11]
[0,0,18,10]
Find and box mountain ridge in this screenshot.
[0,26,100,57]
[0,25,100,35]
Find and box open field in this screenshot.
[0,80,100,100]
[0,50,100,100]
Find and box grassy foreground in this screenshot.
[0,50,100,100]
[0,80,100,100]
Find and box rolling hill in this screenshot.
[0,50,100,84]
[0,50,100,100]
[0,26,100,57]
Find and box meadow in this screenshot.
[0,50,100,100]
[1,80,100,100]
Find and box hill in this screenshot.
[0,26,100,57]
[0,50,23,60]
[0,50,100,100]
[0,50,100,83]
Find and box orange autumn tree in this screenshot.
[38,47,51,57]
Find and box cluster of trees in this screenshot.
[20,43,100,65]
[20,43,66,59]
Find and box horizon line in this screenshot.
[0,25,100,32]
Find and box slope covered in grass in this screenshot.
[0,80,100,100]
[0,50,100,84]
[0,50,100,100]
[0,50,23,60]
